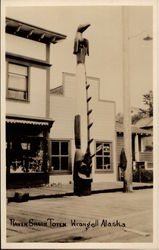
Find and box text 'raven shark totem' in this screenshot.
[73,24,94,196]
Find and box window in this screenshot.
[7,138,44,173]
[51,140,71,172]
[95,142,113,172]
[7,63,29,101]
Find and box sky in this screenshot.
[5,4,153,113]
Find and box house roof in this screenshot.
[6,17,67,44]
[116,121,152,136]
[50,86,63,95]
[135,116,153,129]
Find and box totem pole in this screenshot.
[73,24,94,196]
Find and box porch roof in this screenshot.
[135,117,153,129]
[116,121,152,136]
[6,17,67,44]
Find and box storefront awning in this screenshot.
[7,119,50,126]
[6,114,54,128]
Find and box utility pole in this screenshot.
[122,6,133,192]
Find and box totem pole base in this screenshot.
[73,150,92,196]
[74,179,92,196]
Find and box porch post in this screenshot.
[42,129,49,172]
[46,43,50,118]
[46,44,51,173]
[135,134,139,161]
[6,139,11,177]
[141,137,145,152]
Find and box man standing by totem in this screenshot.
[119,148,127,192]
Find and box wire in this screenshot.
[128,30,152,40]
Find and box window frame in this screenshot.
[95,140,113,173]
[50,139,72,175]
[6,60,30,102]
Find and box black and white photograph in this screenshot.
[1,0,159,249]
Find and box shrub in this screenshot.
[133,169,153,183]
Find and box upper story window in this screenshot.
[95,141,113,172]
[7,63,29,101]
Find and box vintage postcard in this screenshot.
[1,0,159,249]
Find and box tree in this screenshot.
[140,90,153,117]
[131,112,144,124]
[131,91,153,125]
[116,91,153,125]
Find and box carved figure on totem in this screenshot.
[73,24,90,64]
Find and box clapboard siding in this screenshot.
[91,101,115,140]
[6,33,46,60]
[116,135,153,162]
[63,72,99,101]
[50,95,76,139]
[50,73,116,142]
[139,152,153,162]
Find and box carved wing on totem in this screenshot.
[73,38,89,56]
[85,39,89,56]
[73,38,79,55]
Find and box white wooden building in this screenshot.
[5,17,66,188]
[116,121,153,180]
[49,72,117,184]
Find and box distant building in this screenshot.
[5,17,66,188]
[135,116,153,152]
[135,116,153,131]
[116,120,153,180]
